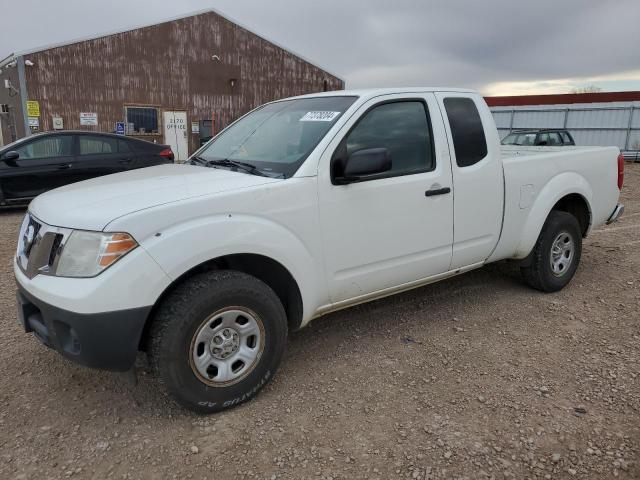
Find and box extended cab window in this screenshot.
[342,101,434,176]
[443,97,487,167]
[13,136,72,159]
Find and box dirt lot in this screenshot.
[1,164,638,480]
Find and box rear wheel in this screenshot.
[521,211,582,292]
[148,270,287,413]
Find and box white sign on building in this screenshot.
[80,112,98,126]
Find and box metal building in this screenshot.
[0,9,344,160]
[486,91,640,159]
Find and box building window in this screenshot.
[125,106,159,134]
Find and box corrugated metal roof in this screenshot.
[485,91,640,107]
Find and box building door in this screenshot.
[163,111,188,161]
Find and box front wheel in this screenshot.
[148,270,288,413]
[521,210,582,292]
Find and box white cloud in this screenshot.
[1,0,639,95]
[483,69,640,96]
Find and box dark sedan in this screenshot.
[0,131,174,206]
[501,129,576,147]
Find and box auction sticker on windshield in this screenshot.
[300,111,341,122]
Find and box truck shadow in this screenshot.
[289,260,525,346]
[10,259,544,422]
[29,260,529,419]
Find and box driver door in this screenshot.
[0,134,75,200]
[317,93,454,304]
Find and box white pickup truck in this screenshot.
[14,88,624,413]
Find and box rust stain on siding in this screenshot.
[19,11,343,153]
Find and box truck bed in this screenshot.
[489,145,621,262]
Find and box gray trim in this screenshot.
[0,53,16,69]
[16,56,30,137]
[624,106,634,151]
[492,105,638,113]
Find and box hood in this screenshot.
[29,164,281,231]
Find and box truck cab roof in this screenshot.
[288,87,477,101]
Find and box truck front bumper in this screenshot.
[13,245,168,372]
[606,203,625,224]
[16,284,151,371]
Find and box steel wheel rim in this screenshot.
[189,307,265,387]
[550,231,574,277]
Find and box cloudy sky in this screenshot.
[1,0,639,96]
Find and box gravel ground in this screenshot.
[1,164,639,480]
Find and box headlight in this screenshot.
[55,231,138,277]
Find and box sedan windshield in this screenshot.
[195,96,358,178]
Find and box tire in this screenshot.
[520,210,582,293]
[148,270,288,413]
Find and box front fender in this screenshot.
[514,172,593,258]
[140,214,324,323]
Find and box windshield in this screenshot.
[502,132,537,146]
[195,96,358,178]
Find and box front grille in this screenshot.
[17,214,72,279]
[48,234,64,267]
[24,216,42,258]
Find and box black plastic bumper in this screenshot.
[16,285,151,372]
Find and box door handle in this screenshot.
[57,163,72,169]
[118,158,132,164]
[425,187,451,197]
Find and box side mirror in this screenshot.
[332,147,392,184]
[1,150,19,166]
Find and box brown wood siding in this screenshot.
[22,11,343,154]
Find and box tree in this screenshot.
[570,85,602,94]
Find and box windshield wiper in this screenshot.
[204,158,268,177]
[189,155,208,166]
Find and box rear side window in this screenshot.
[547,132,562,146]
[118,140,132,153]
[443,97,488,167]
[341,100,435,176]
[560,132,572,144]
[79,136,118,155]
